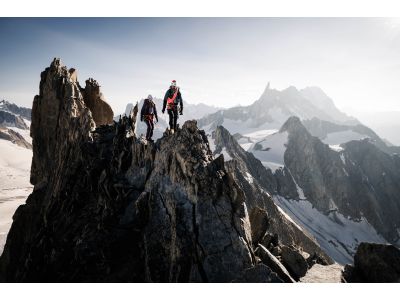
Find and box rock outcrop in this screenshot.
[255,244,295,283]
[0,59,285,282]
[82,78,114,126]
[343,243,400,282]
[280,245,309,280]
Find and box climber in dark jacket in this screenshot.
[162,80,183,133]
[141,95,158,142]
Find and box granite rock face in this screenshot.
[255,244,295,283]
[343,243,400,282]
[82,78,114,126]
[0,59,282,282]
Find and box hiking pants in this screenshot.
[167,108,178,130]
[145,119,154,140]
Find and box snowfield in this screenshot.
[322,130,367,145]
[248,131,288,173]
[273,195,387,265]
[0,138,33,255]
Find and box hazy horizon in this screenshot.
[1,18,400,116]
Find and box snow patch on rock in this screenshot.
[273,195,387,265]
[220,147,233,161]
[329,144,344,152]
[249,131,288,172]
[244,172,254,184]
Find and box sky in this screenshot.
[0,17,400,114]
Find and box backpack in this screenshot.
[167,88,179,109]
[143,99,155,115]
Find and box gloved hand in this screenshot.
[140,116,143,122]
[179,109,183,115]
[162,109,165,114]
[156,118,159,123]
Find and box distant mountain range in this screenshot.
[200,85,400,264]
[0,99,32,149]
[198,84,358,134]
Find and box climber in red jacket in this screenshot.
[162,80,183,134]
[140,95,158,142]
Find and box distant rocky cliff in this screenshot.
[280,117,400,245]
[0,100,32,121]
[0,111,29,130]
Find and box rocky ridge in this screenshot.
[0,59,326,282]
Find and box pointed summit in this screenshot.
[262,82,271,95]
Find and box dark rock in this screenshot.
[260,233,274,249]
[249,207,270,246]
[0,59,257,282]
[280,245,309,280]
[306,252,330,268]
[82,77,114,126]
[344,242,400,283]
[232,264,283,283]
[255,244,295,283]
[271,245,281,257]
[271,233,279,247]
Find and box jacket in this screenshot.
[162,87,183,112]
[141,99,158,122]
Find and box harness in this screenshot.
[144,114,154,121]
[144,100,155,122]
[167,88,179,109]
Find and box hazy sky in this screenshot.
[1,18,400,114]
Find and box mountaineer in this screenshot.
[140,95,158,142]
[162,80,183,134]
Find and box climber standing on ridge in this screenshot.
[162,80,183,134]
[140,95,158,142]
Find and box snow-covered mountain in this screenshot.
[0,100,33,254]
[198,84,358,134]
[201,85,400,265]
[209,121,399,265]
